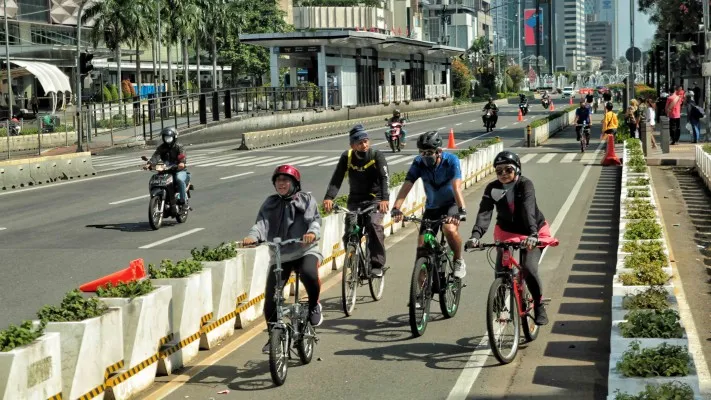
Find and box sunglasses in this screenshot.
[495,166,515,175]
[420,150,437,156]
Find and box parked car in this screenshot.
[561,87,574,98]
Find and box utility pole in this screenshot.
[535,0,541,76]
[517,0,522,67]
[75,0,88,152]
[3,0,14,159]
[703,0,710,141]
[627,0,634,110]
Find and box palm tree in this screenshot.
[130,0,157,98]
[82,0,134,106]
[162,0,200,92]
[203,0,232,89]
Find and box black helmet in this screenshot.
[393,109,401,118]
[161,127,178,147]
[493,150,521,171]
[417,131,442,150]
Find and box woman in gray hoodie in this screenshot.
[243,165,323,353]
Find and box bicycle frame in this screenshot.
[337,204,377,277]
[496,246,531,319]
[268,238,309,334]
[410,216,452,287]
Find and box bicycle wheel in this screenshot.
[409,257,432,337]
[439,256,462,318]
[268,328,289,386]
[341,244,359,316]
[297,321,315,364]
[520,283,540,342]
[368,253,386,301]
[486,277,520,364]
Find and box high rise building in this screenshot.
[422,0,491,50]
[586,21,613,69]
[598,0,617,59]
[562,0,586,71]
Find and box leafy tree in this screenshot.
[638,0,702,36]
[451,58,472,99]
[506,65,525,92]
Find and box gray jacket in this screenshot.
[246,191,323,263]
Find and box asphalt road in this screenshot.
[0,96,619,398]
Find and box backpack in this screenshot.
[691,105,706,120]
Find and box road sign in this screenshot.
[489,57,495,65]
[477,67,484,74]
[625,47,642,63]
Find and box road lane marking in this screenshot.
[109,194,149,205]
[455,123,462,126]
[446,141,605,400]
[519,154,537,163]
[139,228,205,249]
[220,171,254,180]
[561,153,576,163]
[537,153,556,163]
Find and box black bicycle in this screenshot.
[334,204,386,316]
[264,237,319,386]
[403,215,463,337]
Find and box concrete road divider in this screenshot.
[0,152,97,190]
[524,107,576,147]
[0,332,63,400]
[199,254,246,350]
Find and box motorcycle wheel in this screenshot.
[395,138,401,152]
[148,196,163,230]
[390,139,397,153]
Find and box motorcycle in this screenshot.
[541,98,550,110]
[141,156,194,230]
[8,118,20,136]
[384,118,404,152]
[518,101,529,116]
[482,109,496,132]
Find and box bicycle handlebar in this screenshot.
[262,238,304,247]
[334,203,378,215]
[403,215,449,225]
[465,241,534,252]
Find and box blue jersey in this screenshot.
[575,107,591,124]
[405,152,462,209]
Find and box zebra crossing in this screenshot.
[92,151,601,171]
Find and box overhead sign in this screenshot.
[625,47,642,63]
[278,46,321,54]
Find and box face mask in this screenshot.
[423,155,437,167]
[356,150,367,158]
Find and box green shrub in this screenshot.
[619,263,670,286]
[96,280,155,298]
[703,144,711,154]
[628,178,650,186]
[614,381,695,400]
[0,320,45,352]
[619,309,683,338]
[627,188,650,198]
[623,244,668,270]
[390,171,407,187]
[616,341,691,377]
[191,242,238,262]
[148,259,204,279]
[529,105,577,129]
[624,201,656,219]
[37,290,108,322]
[624,219,662,240]
[622,286,670,311]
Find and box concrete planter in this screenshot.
[235,245,271,328]
[151,269,213,375]
[44,308,123,400]
[616,239,666,256]
[694,145,711,191]
[615,249,671,271]
[200,254,245,349]
[618,218,663,235]
[318,214,339,270]
[100,285,172,400]
[611,294,679,323]
[331,214,347,271]
[0,332,62,400]
[612,275,674,296]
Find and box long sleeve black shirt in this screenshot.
[324,148,390,204]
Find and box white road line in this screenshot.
[189,154,242,167]
[139,228,205,249]
[0,170,143,197]
[300,156,339,166]
[500,125,508,129]
[109,194,149,205]
[455,123,462,126]
[321,158,343,166]
[217,156,261,167]
[387,155,415,165]
[293,155,329,165]
[519,154,537,163]
[251,156,294,167]
[580,152,596,163]
[470,119,476,122]
[220,171,255,180]
[220,156,273,167]
[0,227,6,231]
[537,153,556,163]
[561,153,577,163]
[257,156,313,166]
[446,141,605,400]
[438,126,446,130]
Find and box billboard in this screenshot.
[524,9,543,46]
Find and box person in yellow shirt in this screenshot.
[601,102,618,140]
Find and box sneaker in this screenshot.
[309,302,323,327]
[453,259,466,279]
[262,341,270,354]
[534,305,549,326]
[371,267,384,277]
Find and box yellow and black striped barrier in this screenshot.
[103,334,173,388]
[47,393,62,400]
[76,359,125,400]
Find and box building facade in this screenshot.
[562,0,586,71]
[422,0,491,50]
[585,21,612,69]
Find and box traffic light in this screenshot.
[79,52,94,75]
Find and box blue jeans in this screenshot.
[175,170,190,203]
[690,119,701,142]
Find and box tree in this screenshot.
[451,58,472,99]
[638,0,701,36]
[506,65,525,92]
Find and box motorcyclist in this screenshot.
[323,124,390,277]
[465,151,556,326]
[573,101,592,146]
[242,165,323,353]
[144,127,190,212]
[519,93,528,106]
[386,109,407,147]
[483,98,499,128]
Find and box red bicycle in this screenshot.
[467,240,552,364]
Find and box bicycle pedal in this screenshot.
[461,283,468,288]
[541,297,552,304]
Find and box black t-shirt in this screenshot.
[603,92,612,101]
[586,94,594,103]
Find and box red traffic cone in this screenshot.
[79,259,146,292]
[602,134,621,166]
[550,102,555,111]
[517,109,523,121]
[569,96,573,105]
[447,128,456,149]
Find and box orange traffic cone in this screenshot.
[550,102,555,111]
[447,128,456,149]
[569,96,573,105]
[517,109,523,121]
[79,259,146,292]
[602,134,621,166]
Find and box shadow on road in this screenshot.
[531,165,619,399]
[85,222,156,232]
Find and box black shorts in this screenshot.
[420,203,459,235]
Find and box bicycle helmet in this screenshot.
[416,131,442,150]
[393,109,401,118]
[272,164,301,198]
[493,150,521,174]
[160,127,178,147]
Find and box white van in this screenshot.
[562,87,574,98]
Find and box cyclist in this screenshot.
[465,151,551,325]
[573,101,592,146]
[391,131,468,278]
[242,165,323,352]
[323,124,390,277]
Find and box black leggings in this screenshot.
[496,248,543,306]
[263,254,321,325]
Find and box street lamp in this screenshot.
[75,0,89,152]
[3,0,14,159]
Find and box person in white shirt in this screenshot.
[645,98,658,148]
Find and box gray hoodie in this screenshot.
[246,191,323,263]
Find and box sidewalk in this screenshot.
[644,130,698,166]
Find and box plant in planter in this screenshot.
[628,164,648,173]
[624,201,656,220]
[96,280,171,399]
[623,219,662,240]
[148,258,203,278]
[619,262,670,286]
[191,242,243,349]
[616,341,691,377]
[0,320,45,352]
[627,177,650,187]
[623,244,668,270]
[619,309,683,338]
[38,290,122,399]
[628,188,651,198]
[614,381,694,400]
[622,286,670,311]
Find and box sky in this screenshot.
[616,0,657,57]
